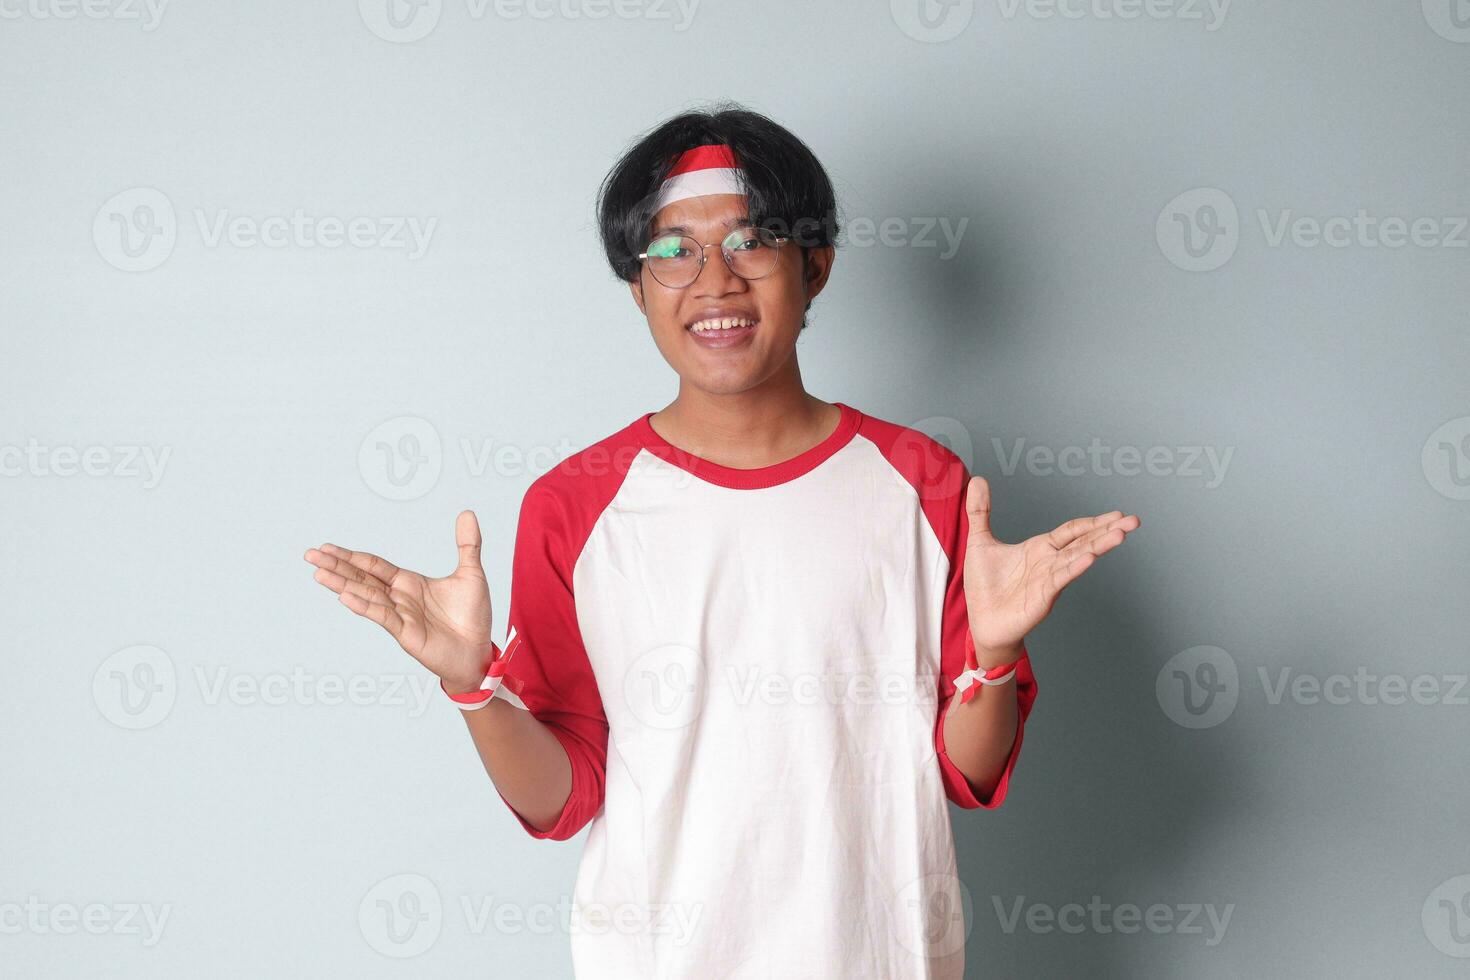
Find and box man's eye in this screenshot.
[647,237,686,259]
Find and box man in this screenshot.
[304,105,1138,978]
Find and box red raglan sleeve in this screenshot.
[933,460,1039,810]
[491,479,609,840]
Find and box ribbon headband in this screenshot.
[653,144,746,213]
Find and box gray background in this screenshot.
[4,0,1468,976]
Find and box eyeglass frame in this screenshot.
[636,226,794,288]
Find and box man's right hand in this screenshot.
[303,509,494,693]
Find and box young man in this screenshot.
[305,106,1138,978]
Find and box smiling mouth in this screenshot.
[687,316,759,334]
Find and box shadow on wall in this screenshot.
[861,154,1244,978]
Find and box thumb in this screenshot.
[965,476,995,543]
[454,509,483,571]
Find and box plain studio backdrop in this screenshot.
[3,1,1467,976]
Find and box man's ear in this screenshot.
[802,245,836,302]
[628,275,646,315]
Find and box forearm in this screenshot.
[458,699,572,833]
[941,642,1022,800]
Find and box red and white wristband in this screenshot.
[952,643,1027,704]
[440,627,521,711]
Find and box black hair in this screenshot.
[596,103,840,326]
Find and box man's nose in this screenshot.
[691,242,745,294]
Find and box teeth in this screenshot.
[690,317,756,333]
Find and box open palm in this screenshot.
[303,510,494,692]
[962,476,1140,659]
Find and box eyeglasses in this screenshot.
[637,226,792,289]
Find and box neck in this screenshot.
[652,359,839,469]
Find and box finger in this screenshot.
[1046,511,1123,550]
[965,476,994,543]
[316,543,401,585]
[314,567,393,606]
[304,548,391,592]
[1044,515,1139,597]
[1049,549,1096,593]
[455,510,483,572]
[310,565,350,594]
[1058,526,1128,565]
[1063,514,1139,555]
[337,590,407,640]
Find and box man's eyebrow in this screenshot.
[649,216,756,239]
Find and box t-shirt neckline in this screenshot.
[633,401,862,490]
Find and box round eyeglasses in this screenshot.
[637,226,792,289]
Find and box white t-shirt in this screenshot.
[487,401,1038,979]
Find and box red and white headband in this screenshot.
[653,144,746,213]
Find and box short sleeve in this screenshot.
[492,481,610,840]
[932,463,1039,810]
